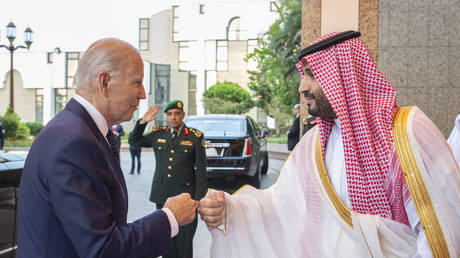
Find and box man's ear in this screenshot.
[97,71,110,97]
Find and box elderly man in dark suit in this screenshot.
[17,38,199,258]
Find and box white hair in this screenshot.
[74,38,139,90]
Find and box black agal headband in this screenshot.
[297,30,361,61]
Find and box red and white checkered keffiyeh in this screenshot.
[297,32,408,224]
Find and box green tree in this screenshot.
[0,106,21,138]
[203,81,254,114]
[0,106,32,140]
[25,121,44,136]
[247,0,301,135]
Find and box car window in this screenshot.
[248,117,260,136]
[186,118,246,135]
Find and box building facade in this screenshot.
[139,0,278,123]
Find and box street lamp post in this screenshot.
[0,21,34,113]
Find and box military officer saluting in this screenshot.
[129,100,206,258]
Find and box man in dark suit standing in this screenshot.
[17,38,199,258]
[287,104,301,151]
[129,100,207,258]
[110,124,124,160]
[129,144,142,174]
[111,124,124,150]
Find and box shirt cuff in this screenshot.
[162,207,179,237]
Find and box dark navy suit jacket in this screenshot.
[17,99,172,258]
[287,115,300,151]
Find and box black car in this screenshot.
[0,150,26,258]
[184,115,268,188]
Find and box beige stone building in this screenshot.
[139,1,278,124]
[300,0,460,136]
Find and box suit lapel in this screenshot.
[65,99,128,199]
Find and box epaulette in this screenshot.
[152,126,167,132]
[189,128,202,137]
[194,129,202,137]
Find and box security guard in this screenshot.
[129,100,206,258]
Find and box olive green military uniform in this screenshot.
[129,119,206,258]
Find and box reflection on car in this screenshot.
[0,150,27,257]
[184,115,268,188]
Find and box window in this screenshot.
[172,6,179,41]
[139,18,150,50]
[186,118,245,135]
[66,52,80,88]
[155,64,170,126]
[247,39,259,71]
[47,52,53,64]
[199,3,205,14]
[54,89,68,116]
[35,89,43,123]
[227,17,241,40]
[205,70,217,90]
[249,117,261,136]
[270,1,277,12]
[216,40,228,71]
[205,40,216,70]
[178,41,190,71]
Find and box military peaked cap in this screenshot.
[164,100,184,112]
[297,30,361,61]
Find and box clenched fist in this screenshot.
[198,190,226,228]
[164,193,199,226]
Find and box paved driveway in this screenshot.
[120,150,284,258]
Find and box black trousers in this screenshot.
[130,148,141,173]
[156,203,197,258]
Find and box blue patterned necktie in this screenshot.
[106,129,120,158]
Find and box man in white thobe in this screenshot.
[198,31,460,257]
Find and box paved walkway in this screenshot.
[120,151,285,258]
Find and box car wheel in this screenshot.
[261,152,269,175]
[248,161,261,188]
